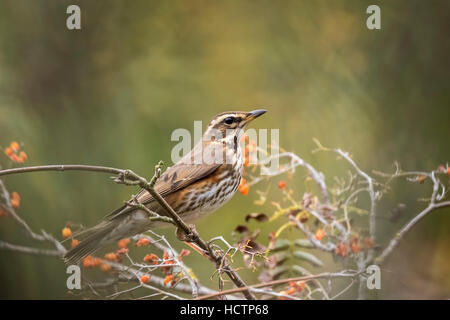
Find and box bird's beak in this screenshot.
[245,109,267,122]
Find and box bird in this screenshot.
[64,109,266,264]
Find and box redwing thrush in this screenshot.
[64,109,266,264]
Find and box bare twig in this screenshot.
[0,240,62,257]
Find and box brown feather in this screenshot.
[105,140,222,221]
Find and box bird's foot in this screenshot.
[175,224,198,242]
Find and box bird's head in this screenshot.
[204,109,267,142]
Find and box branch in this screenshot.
[0,240,62,257]
[0,179,66,253]
[195,271,361,300]
[0,163,256,300]
[251,151,330,204]
[376,201,450,264]
[0,164,125,177]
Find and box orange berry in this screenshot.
[0,208,7,217]
[162,260,175,274]
[118,238,130,249]
[135,237,150,247]
[143,253,158,264]
[335,243,348,257]
[99,263,111,272]
[243,146,250,157]
[71,239,80,247]
[140,275,150,284]
[278,290,294,300]
[11,192,20,201]
[351,242,360,253]
[289,280,305,292]
[239,183,249,195]
[277,181,287,189]
[341,245,347,257]
[9,154,21,163]
[10,142,20,152]
[83,256,93,268]
[248,141,257,152]
[10,191,21,209]
[240,134,249,143]
[91,257,102,267]
[4,147,14,157]
[105,253,117,261]
[314,229,325,241]
[19,151,27,162]
[163,274,173,286]
[447,167,450,177]
[364,238,374,249]
[417,174,426,184]
[243,156,250,166]
[163,251,170,260]
[62,227,72,239]
[116,247,129,255]
[286,287,296,295]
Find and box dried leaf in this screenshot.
[301,192,314,209]
[267,232,277,251]
[269,239,291,253]
[287,208,302,218]
[417,174,427,184]
[245,213,269,223]
[234,225,249,233]
[268,266,289,279]
[239,239,266,254]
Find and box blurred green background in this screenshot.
[0,0,449,299]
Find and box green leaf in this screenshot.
[293,251,324,267]
[268,266,289,279]
[266,252,289,268]
[270,239,291,253]
[294,239,314,248]
[291,265,312,276]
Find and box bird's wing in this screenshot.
[105,162,221,221]
[104,140,223,221]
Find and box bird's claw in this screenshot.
[175,224,198,242]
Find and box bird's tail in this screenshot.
[63,222,116,265]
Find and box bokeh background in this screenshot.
[0,0,449,299]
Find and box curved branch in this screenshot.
[376,200,450,264]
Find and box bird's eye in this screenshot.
[224,117,234,125]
